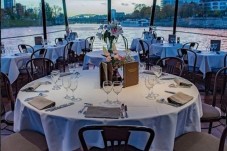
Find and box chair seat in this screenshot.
[89,145,142,151]
[174,132,226,151]
[1,130,48,151]
[4,110,14,124]
[201,103,221,122]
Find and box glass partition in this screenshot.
[111,0,153,50]
[1,0,43,50]
[45,0,65,45]
[176,1,227,50]
[65,0,107,50]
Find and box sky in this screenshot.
[1,0,161,16]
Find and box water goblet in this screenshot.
[113,81,123,104]
[62,77,71,99]
[69,78,81,102]
[103,81,113,104]
[51,70,60,90]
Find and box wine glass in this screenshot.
[153,65,162,82]
[145,76,157,100]
[62,77,71,99]
[113,81,123,104]
[51,70,60,90]
[69,78,81,102]
[103,81,113,104]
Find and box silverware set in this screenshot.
[45,102,75,112]
[121,104,128,118]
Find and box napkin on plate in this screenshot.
[174,79,192,88]
[85,106,121,119]
[28,96,55,110]
[143,70,155,75]
[167,92,193,106]
[21,82,41,92]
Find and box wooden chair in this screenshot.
[156,37,164,41]
[182,42,199,50]
[201,67,227,133]
[156,57,184,76]
[79,125,155,151]
[56,41,77,72]
[224,54,227,67]
[174,126,227,151]
[31,48,47,59]
[1,130,48,151]
[26,58,54,81]
[121,35,128,50]
[55,37,67,45]
[1,72,15,133]
[18,44,34,53]
[82,36,95,54]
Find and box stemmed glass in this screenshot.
[69,78,81,102]
[145,76,157,100]
[153,65,162,83]
[103,81,113,104]
[51,70,60,90]
[113,81,123,104]
[62,77,71,99]
[68,63,80,78]
[139,62,146,78]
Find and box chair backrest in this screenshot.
[63,41,76,63]
[84,36,95,53]
[212,67,227,112]
[182,42,199,50]
[31,48,47,59]
[139,40,149,62]
[121,35,128,50]
[0,72,15,111]
[18,44,34,53]
[156,57,184,76]
[34,36,43,45]
[79,125,155,151]
[55,38,64,45]
[156,37,164,41]
[26,58,54,81]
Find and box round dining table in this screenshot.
[14,70,202,151]
[82,50,140,70]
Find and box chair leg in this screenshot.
[208,122,213,134]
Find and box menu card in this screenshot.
[34,36,43,45]
[123,62,139,87]
[28,96,55,110]
[85,106,121,119]
[167,92,193,106]
[210,40,221,52]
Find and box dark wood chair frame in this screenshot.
[156,57,185,76]
[121,35,128,50]
[31,48,47,59]
[1,72,15,133]
[182,42,199,50]
[79,125,155,151]
[201,67,227,133]
[55,37,66,45]
[18,44,34,53]
[82,36,95,54]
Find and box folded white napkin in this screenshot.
[167,92,193,106]
[174,79,192,88]
[21,82,41,92]
[85,106,121,119]
[28,96,55,110]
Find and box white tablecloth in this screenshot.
[150,43,182,58]
[130,38,155,52]
[188,51,227,78]
[14,70,202,151]
[1,53,31,83]
[34,45,65,63]
[71,39,89,55]
[82,50,140,70]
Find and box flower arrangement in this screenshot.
[96,21,123,54]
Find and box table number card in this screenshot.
[168,34,176,44]
[210,40,221,52]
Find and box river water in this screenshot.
[1,24,227,51]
